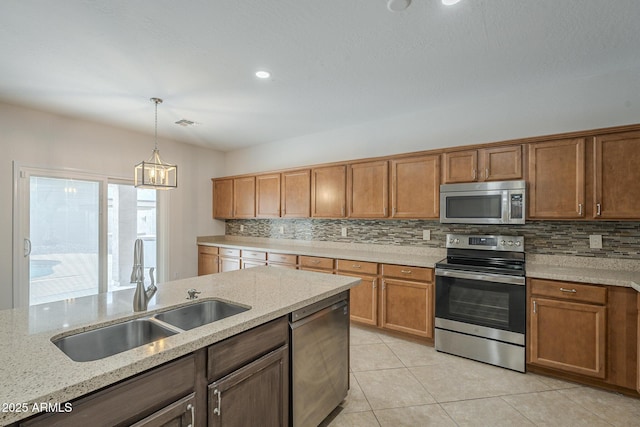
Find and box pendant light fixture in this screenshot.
[134,97,178,189]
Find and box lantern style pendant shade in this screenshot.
[135,98,178,189]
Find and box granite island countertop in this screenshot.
[0,267,359,425]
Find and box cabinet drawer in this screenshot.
[219,248,240,257]
[241,249,267,261]
[268,252,297,264]
[336,259,378,275]
[21,355,196,427]
[299,256,334,270]
[382,264,432,282]
[207,316,288,382]
[198,245,218,255]
[529,278,607,305]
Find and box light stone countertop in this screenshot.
[0,267,359,425]
[197,235,447,268]
[198,236,640,292]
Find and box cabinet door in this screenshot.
[311,165,346,217]
[529,297,606,378]
[198,246,219,276]
[219,257,240,272]
[442,150,478,183]
[281,169,310,218]
[348,160,388,218]
[479,145,522,181]
[131,393,196,427]
[339,273,377,326]
[256,174,281,218]
[233,177,255,218]
[381,278,432,338]
[213,179,234,219]
[528,138,585,218]
[208,347,288,427]
[594,131,640,219]
[391,155,440,218]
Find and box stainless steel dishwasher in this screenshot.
[290,291,349,427]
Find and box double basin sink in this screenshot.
[53,300,249,362]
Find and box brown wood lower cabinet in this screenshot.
[380,264,433,339]
[336,259,378,326]
[208,347,288,427]
[198,245,219,276]
[131,393,197,427]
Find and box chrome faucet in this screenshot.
[131,239,157,312]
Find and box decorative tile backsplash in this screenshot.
[226,219,640,259]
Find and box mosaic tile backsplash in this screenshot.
[226,219,640,259]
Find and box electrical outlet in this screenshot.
[341,227,347,237]
[279,226,284,234]
[423,230,431,241]
[589,234,603,249]
[240,224,244,232]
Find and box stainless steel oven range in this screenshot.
[435,234,526,372]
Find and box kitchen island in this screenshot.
[0,267,359,426]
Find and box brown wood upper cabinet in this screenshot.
[281,169,311,218]
[528,138,585,219]
[233,176,256,218]
[256,173,281,218]
[348,160,389,218]
[390,155,440,218]
[593,130,640,219]
[212,178,234,219]
[311,165,346,218]
[443,145,522,183]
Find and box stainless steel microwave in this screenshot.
[439,180,526,224]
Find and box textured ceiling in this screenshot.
[1,0,639,152]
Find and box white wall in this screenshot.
[0,102,226,309]
[224,66,640,175]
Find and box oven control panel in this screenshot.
[445,234,524,252]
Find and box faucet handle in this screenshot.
[187,289,201,300]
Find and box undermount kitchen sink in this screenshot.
[153,299,249,331]
[52,319,178,362]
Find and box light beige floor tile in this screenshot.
[350,325,385,345]
[375,404,457,427]
[355,367,436,410]
[323,410,381,427]
[528,372,583,390]
[559,386,640,427]
[410,356,552,402]
[386,339,452,367]
[350,343,404,372]
[501,390,613,426]
[441,396,535,426]
[339,373,372,414]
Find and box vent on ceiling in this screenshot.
[175,119,196,127]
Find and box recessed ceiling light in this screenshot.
[442,0,461,5]
[387,0,411,12]
[255,70,271,79]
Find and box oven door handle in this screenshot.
[435,268,525,286]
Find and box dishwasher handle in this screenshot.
[290,300,348,330]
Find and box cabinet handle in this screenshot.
[533,300,537,314]
[596,203,602,216]
[311,260,320,264]
[578,203,583,216]
[384,207,387,216]
[485,168,489,180]
[472,169,477,180]
[187,403,195,427]
[352,264,361,269]
[401,269,412,274]
[213,389,221,416]
[560,287,577,293]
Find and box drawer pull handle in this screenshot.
[187,403,195,427]
[401,269,412,274]
[311,260,320,264]
[352,264,361,269]
[213,389,221,416]
[560,288,577,293]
